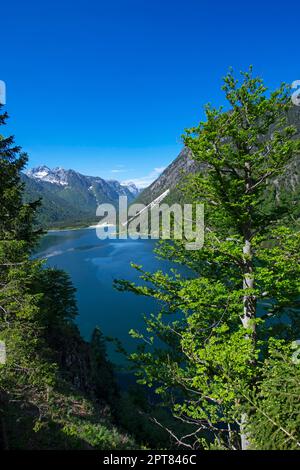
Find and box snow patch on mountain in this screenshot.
[26,166,69,186]
[120,181,139,196]
[26,166,140,197]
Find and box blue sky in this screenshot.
[1,0,299,187]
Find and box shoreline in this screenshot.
[47,223,115,233]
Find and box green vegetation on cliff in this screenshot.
[0,105,136,450]
[0,105,193,451]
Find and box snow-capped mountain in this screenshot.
[120,181,140,196]
[26,166,139,195]
[25,166,139,195]
[26,166,69,186]
[22,166,140,228]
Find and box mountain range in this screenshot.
[23,106,300,229]
[22,166,139,228]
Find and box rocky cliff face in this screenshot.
[272,107,300,200]
[137,106,300,207]
[136,147,200,205]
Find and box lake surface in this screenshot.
[35,228,179,363]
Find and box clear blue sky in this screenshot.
[1,0,299,187]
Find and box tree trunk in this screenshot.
[241,239,256,336]
[240,237,256,449]
[240,413,251,450]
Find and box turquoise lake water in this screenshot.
[35,228,179,363]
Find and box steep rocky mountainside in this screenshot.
[137,106,300,208]
[135,147,198,205]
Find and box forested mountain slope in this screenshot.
[22,166,139,229]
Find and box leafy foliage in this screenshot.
[244,341,300,449]
[0,104,136,450]
[116,68,300,449]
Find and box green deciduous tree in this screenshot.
[242,340,300,449]
[116,68,300,449]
